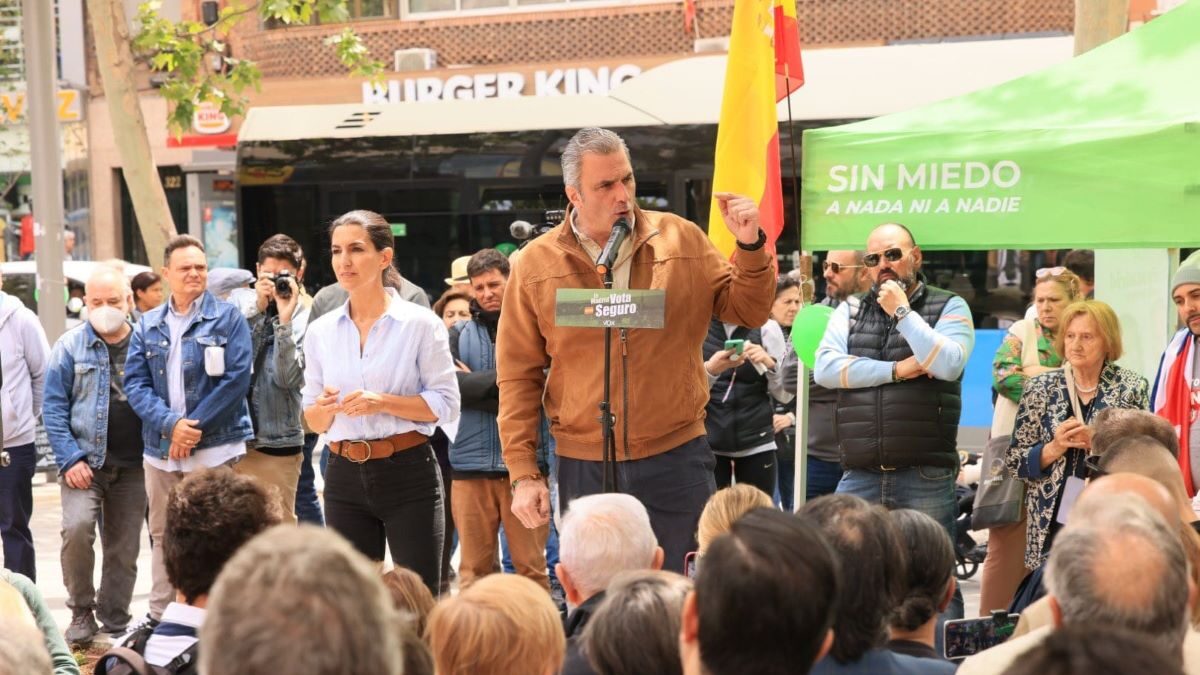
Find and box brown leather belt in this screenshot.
[329,431,428,463]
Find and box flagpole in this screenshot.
[782,71,812,510]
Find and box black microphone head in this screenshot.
[510,220,535,240]
[612,216,632,232]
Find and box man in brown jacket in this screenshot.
[497,127,775,573]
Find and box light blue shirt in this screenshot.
[145,297,245,473]
[302,289,460,442]
[814,293,975,389]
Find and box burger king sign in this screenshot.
[192,101,232,135]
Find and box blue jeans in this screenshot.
[836,463,964,650]
[295,434,324,526]
[0,443,36,581]
[805,457,843,504]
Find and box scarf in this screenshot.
[1153,329,1197,495]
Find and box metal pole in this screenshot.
[22,0,66,342]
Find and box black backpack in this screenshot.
[93,624,199,675]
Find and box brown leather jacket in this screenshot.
[496,205,774,481]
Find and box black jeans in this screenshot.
[557,436,716,575]
[713,450,778,497]
[324,443,445,595]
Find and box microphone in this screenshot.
[595,217,631,277]
[510,220,535,240]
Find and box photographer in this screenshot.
[230,234,312,523]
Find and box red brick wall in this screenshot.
[230,0,1074,79]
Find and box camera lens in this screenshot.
[273,273,293,299]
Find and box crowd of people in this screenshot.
[0,125,1197,674]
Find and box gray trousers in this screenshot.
[556,436,716,575]
[59,463,146,631]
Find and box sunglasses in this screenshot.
[863,247,907,268]
[822,261,864,275]
[1083,454,1107,479]
[1036,266,1068,279]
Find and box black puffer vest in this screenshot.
[703,321,775,454]
[837,283,962,469]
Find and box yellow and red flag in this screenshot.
[707,0,804,259]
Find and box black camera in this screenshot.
[510,210,566,244]
[272,270,295,300]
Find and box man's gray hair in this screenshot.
[86,265,132,297]
[560,493,659,598]
[1045,498,1189,657]
[199,525,403,675]
[561,127,630,191]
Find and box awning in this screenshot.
[238,36,1074,143]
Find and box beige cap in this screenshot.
[445,255,471,286]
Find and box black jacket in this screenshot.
[449,300,501,414]
[702,321,775,454]
[836,282,963,470]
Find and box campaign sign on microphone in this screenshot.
[554,289,666,329]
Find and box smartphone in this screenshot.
[684,551,698,580]
[723,339,745,356]
[943,612,1019,660]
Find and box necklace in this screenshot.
[1075,382,1098,394]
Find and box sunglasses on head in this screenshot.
[1036,266,1067,279]
[822,261,864,275]
[1083,453,1107,479]
[863,247,907,268]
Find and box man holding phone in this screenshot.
[125,235,254,621]
[814,223,974,614]
[498,127,774,574]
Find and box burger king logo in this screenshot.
[192,102,232,135]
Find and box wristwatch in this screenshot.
[894,305,912,321]
[736,229,768,251]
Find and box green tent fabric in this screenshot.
[800,1,1200,251]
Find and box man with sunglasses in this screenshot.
[814,222,975,565]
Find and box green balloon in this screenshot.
[790,303,835,369]
[496,242,518,257]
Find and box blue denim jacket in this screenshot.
[247,305,308,448]
[125,291,254,459]
[43,322,119,473]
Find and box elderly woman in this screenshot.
[978,268,1080,615]
[1006,300,1149,572]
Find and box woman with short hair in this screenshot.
[1006,300,1149,573]
[426,574,565,675]
[978,268,1081,615]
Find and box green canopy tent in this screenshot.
[800,0,1200,251]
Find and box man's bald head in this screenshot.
[1076,473,1176,525]
[866,223,916,250]
[85,267,131,299]
[1046,496,1189,657]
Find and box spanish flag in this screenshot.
[707,0,804,259]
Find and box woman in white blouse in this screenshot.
[303,210,460,593]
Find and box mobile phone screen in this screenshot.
[943,614,1019,660]
[684,552,698,580]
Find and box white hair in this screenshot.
[561,127,629,192]
[86,266,132,297]
[559,493,658,598]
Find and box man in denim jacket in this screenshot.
[44,268,147,644]
[228,234,310,524]
[125,235,253,621]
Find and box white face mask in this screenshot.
[88,305,128,335]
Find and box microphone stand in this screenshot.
[594,216,629,494]
[598,267,618,493]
